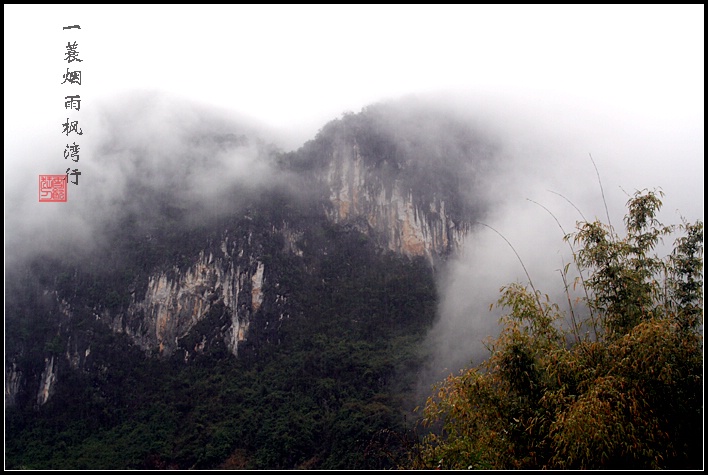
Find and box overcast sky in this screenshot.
[5,5,703,190]
[4,4,704,250]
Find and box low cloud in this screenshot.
[5,92,289,269]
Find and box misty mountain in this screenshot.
[5,98,499,469]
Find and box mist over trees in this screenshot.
[408,189,703,469]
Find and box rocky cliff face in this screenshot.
[105,221,297,359]
[5,101,494,408]
[109,249,259,357]
[36,357,57,406]
[5,363,22,408]
[318,140,470,262]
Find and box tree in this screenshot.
[409,189,703,469]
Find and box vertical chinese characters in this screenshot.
[39,24,85,202]
[62,25,83,187]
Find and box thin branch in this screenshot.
[527,198,569,237]
[527,198,596,338]
[546,190,587,223]
[476,221,544,314]
[589,153,612,230]
[558,265,581,345]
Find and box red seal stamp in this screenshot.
[39,175,68,202]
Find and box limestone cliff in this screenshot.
[36,357,57,406]
[319,141,469,262]
[5,363,22,408]
[107,238,279,358]
[289,103,489,263]
[5,100,494,408]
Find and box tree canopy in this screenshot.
[409,189,703,469]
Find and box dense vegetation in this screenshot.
[5,214,435,469]
[408,190,703,469]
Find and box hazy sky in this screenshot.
[5,3,704,253]
[4,5,703,134]
[5,4,703,198]
[3,4,704,380]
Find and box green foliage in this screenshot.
[5,218,435,470]
[410,189,703,469]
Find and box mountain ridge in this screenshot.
[5,98,498,469]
